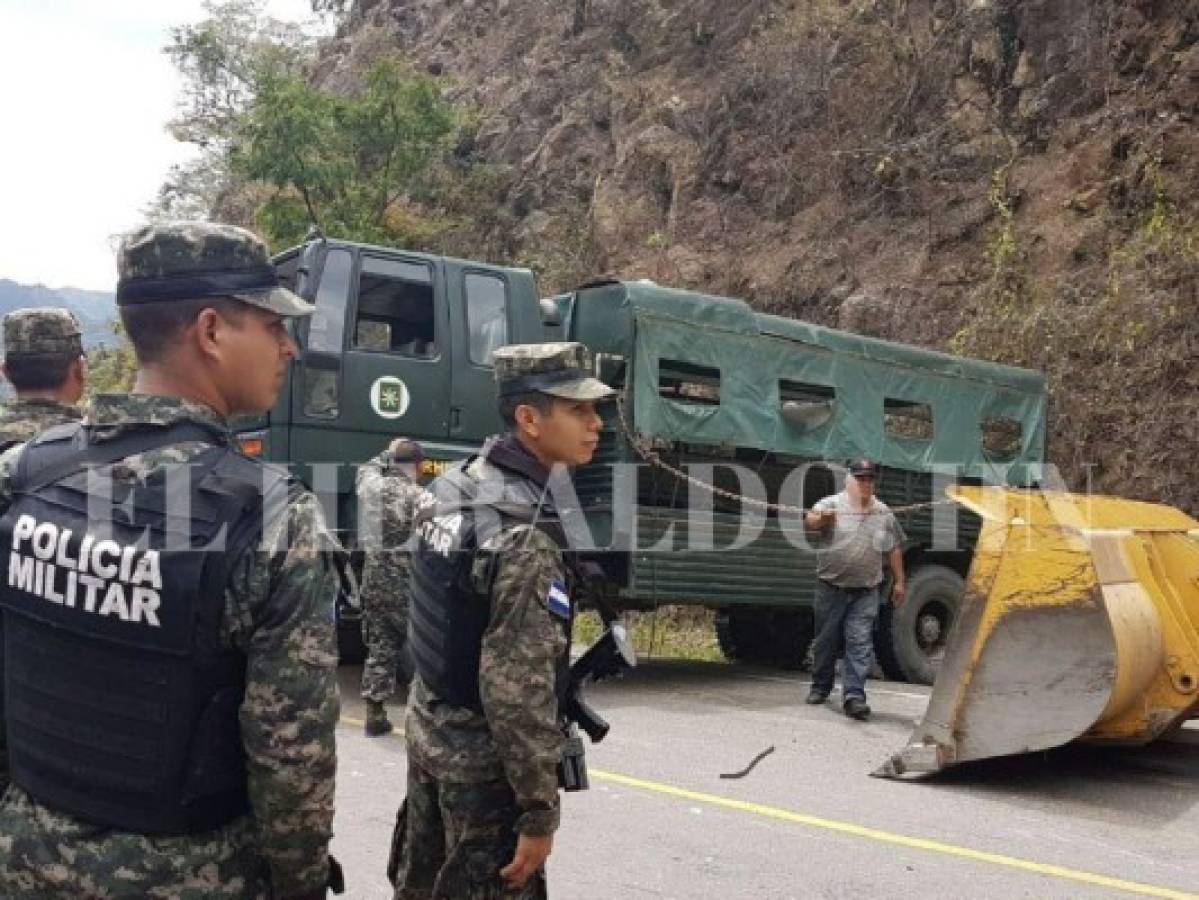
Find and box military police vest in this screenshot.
[0,421,297,834]
[409,438,574,711]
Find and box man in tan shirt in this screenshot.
[804,458,906,720]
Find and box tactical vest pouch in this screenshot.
[408,467,490,710]
[409,456,574,712]
[0,422,292,833]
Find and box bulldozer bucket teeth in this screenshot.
[876,486,1199,779]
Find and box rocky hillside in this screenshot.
[307,0,1198,508]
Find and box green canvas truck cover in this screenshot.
[574,281,1046,479]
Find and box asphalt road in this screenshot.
[331,661,1199,900]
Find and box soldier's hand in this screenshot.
[500,833,553,889]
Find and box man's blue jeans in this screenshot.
[811,580,881,701]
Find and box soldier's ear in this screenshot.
[514,402,542,438]
[192,307,223,361]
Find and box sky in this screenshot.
[0,0,325,291]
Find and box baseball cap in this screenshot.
[493,342,615,401]
[847,458,879,478]
[116,221,315,317]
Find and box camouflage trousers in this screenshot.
[389,761,547,900]
[361,592,409,703]
[0,785,271,899]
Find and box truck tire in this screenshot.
[882,564,964,685]
[716,608,814,669]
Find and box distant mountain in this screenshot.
[0,279,118,350]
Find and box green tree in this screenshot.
[156,2,461,253]
[233,56,460,248]
[86,323,138,400]
[151,0,312,221]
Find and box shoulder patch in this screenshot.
[546,579,572,619]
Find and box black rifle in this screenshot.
[558,623,636,791]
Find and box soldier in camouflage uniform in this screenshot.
[390,343,614,899]
[357,436,426,736]
[0,307,86,449]
[0,223,342,900]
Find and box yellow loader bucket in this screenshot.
[875,486,1199,778]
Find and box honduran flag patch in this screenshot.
[546,580,572,619]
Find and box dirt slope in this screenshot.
[315,0,1199,508]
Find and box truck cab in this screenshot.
[233,237,549,658]
[239,236,547,530]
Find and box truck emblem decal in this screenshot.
[370,376,411,419]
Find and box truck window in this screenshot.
[884,398,934,440]
[301,247,354,419]
[354,256,436,357]
[465,272,508,365]
[659,360,721,406]
[308,248,352,353]
[780,379,836,430]
[981,415,1023,459]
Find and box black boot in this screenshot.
[365,699,393,736]
[843,697,871,721]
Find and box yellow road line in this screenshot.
[589,769,1198,900]
[337,716,1196,899]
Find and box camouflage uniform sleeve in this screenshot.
[478,525,568,837]
[356,449,390,493]
[358,457,421,632]
[227,491,341,896]
[356,451,389,595]
[0,442,22,793]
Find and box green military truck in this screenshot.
[234,236,1047,683]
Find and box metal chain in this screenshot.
[613,395,955,518]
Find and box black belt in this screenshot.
[818,579,879,593]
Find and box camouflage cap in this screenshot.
[116,221,314,317]
[493,342,615,401]
[3,307,83,356]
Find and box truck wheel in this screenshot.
[886,565,964,685]
[716,608,814,669]
[771,609,815,670]
[715,608,752,662]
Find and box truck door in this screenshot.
[341,251,452,449]
[445,263,511,442]
[288,246,451,521]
